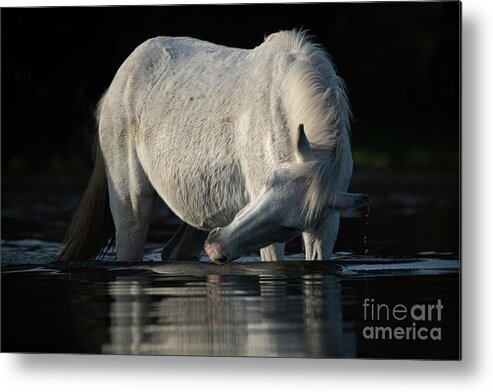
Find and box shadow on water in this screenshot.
[1,169,460,359]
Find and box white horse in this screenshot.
[57,30,368,263]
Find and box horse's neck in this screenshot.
[232,51,302,194]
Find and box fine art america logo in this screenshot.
[362,298,443,341]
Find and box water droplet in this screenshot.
[363,203,370,255]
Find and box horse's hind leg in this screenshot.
[302,211,340,261]
[161,222,208,261]
[103,143,155,261]
[107,169,155,261]
[260,243,286,261]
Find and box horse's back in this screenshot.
[100,33,301,141]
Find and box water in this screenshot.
[1,169,460,358]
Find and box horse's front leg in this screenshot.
[302,211,340,261]
[260,243,286,261]
[161,222,208,261]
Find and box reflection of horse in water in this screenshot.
[102,274,353,357]
[57,30,368,263]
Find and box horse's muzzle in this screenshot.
[204,242,229,264]
[204,228,229,264]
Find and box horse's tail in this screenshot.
[55,137,115,261]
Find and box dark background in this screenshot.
[2,2,460,173]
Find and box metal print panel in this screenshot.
[1,2,461,359]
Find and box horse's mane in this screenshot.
[265,30,352,225]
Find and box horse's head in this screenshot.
[204,125,369,263]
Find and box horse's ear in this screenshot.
[296,124,315,162]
